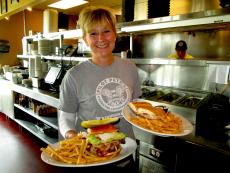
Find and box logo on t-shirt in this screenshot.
[96,77,131,112]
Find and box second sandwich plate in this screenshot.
[122,104,193,137]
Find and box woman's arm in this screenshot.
[58,110,78,139]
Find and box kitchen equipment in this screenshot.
[44,66,62,85]
[140,87,211,124]
[133,127,177,173]
[141,87,169,100]
[196,93,230,140]
[158,91,185,103]
[176,96,202,108]
[43,66,66,92]
[61,45,78,57]
[135,88,211,173]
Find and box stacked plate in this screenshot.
[50,39,60,55]
[38,39,51,55]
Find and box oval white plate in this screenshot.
[122,105,193,137]
[41,137,137,167]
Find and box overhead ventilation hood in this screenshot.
[119,8,230,33]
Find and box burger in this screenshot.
[128,101,159,119]
[81,118,126,157]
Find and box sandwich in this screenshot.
[128,101,165,119]
[127,101,183,134]
[81,118,126,157]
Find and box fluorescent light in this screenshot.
[48,0,88,10]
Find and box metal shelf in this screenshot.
[14,104,58,130]
[130,58,208,66]
[14,119,58,144]
[12,84,59,108]
[12,84,59,145]
[17,54,90,62]
[23,29,82,40]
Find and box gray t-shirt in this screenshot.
[59,57,141,138]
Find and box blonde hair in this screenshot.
[78,6,117,37]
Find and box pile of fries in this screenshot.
[41,134,122,164]
[128,109,183,134]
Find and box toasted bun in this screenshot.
[128,101,157,119]
[128,101,152,113]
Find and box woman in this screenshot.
[58,6,141,140]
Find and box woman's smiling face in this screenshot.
[84,21,116,58]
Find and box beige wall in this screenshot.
[0,12,24,66]
[0,10,43,66]
[25,10,43,36]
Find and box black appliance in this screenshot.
[196,93,230,140]
[62,45,78,57]
[42,66,66,92]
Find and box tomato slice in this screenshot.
[89,124,117,134]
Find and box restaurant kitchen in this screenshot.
[0,0,230,173]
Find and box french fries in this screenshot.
[41,134,122,164]
[127,106,183,134]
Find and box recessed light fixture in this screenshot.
[48,0,88,10]
[26,7,32,11]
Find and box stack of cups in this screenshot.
[35,56,42,78]
[29,57,35,78]
[41,61,48,78]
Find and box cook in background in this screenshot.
[168,40,194,59]
[58,6,141,172]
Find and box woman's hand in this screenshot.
[65,130,78,139]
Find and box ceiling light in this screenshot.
[48,0,88,10]
[26,7,32,11]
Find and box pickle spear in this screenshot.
[81,117,120,128]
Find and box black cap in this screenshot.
[175,40,187,51]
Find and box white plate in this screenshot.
[122,105,193,137]
[41,137,137,167]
